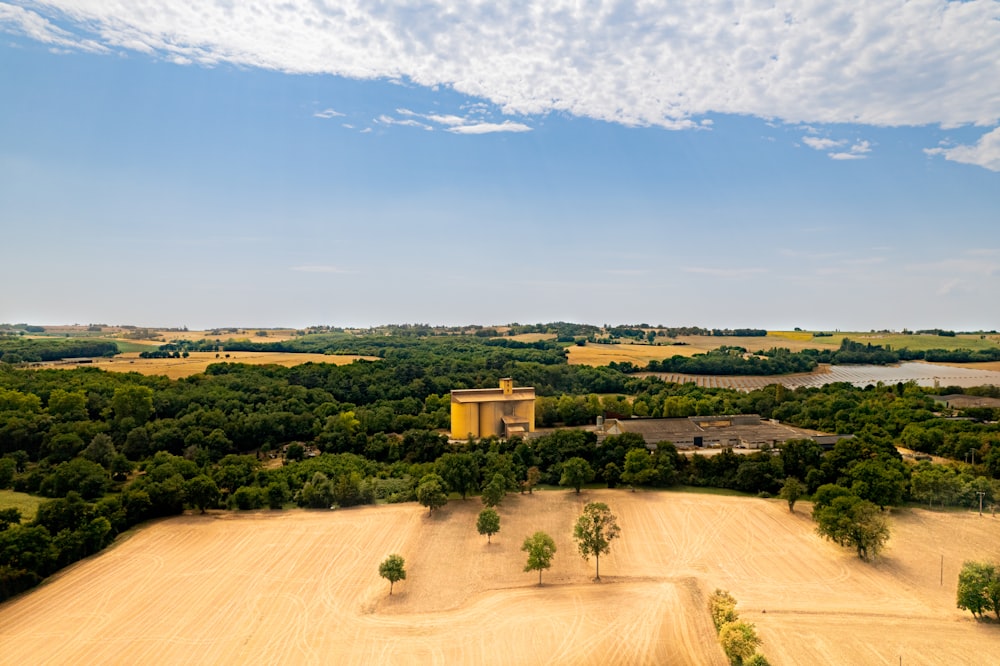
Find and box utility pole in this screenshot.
[977,491,985,517]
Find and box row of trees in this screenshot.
[708,590,769,665]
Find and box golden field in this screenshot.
[567,341,705,366]
[1,490,996,665]
[39,351,376,379]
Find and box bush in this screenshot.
[229,486,267,511]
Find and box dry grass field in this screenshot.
[567,333,845,367]
[2,491,998,665]
[39,351,376,379]
[568,342,705,366]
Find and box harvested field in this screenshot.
[2,491,998,665]
[568,341,704,366]
[37,351,376,379]
[506,333,557,343]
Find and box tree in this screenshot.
[285,442,306,462]
[573,502,620,581]
[718,621,762,666]
[481,473,506,508]
[621,448,656,490]
[81,433,116,469]
[379,554,406,595]
[476,508,500,543]
[522,531,556,585]
[437,452,479,500]
[0,457,15,489]
[184,475,220,514]
[111,385,154,424]
[416,473,448,514]
[779,477,805,512]
[957,560,1000,620]
[560,457,595,494]
[522,466,541,494]
[812,488,890,561]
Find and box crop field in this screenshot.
[2,491,997,665]
[568,341,705,366]
[37,351,376,379]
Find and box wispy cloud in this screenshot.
[0,3,107,53]
[4,1,999,142]
[376,114,432,130]
[936,278,963,296]
[683,267,767,278]
[802,137,843,151]
[313,108,344,119]
[803,136,872,160]
[448,120,531,134]
[290,265,352,274]
[392,108,532,134]
[925,128,1000,172]
[829,140,873,160]
[905,258,1000,278]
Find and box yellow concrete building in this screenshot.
[450,378,536,439]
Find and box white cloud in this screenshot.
[0,2,106,53]
[447,121,532,135]
[313,108,344,119]
[387,108,531,134]
[828,151,865,160]
[924,128,1000,172]
[376,114,432,130]
[807,138,872,160]
[3,1,1000,135]
[802,136,843,151]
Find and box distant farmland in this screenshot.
[38,351,377,379]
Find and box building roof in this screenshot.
[451,387,535,404]
[603,415,823,446]
[932,394,1000,409]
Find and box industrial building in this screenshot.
[450,378,535,440]
[598,414,850,450]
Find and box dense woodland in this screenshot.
[1,331,1000,600]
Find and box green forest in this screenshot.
[1,331,999,601]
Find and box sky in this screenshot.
[1,1,999,332]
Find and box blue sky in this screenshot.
[2,1,999,331]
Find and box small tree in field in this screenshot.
[779,477,805,512]
[522,531,557,585]
[812,485,890,561]
[957,560,1000,620]
[379,554,406,595]
[416,473,448,514]
[477,507,501,543]
[573,502,620,581]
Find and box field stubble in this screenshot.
[1,491,997,665]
